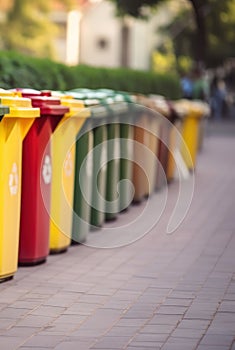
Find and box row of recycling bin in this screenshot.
[0,87,210,282]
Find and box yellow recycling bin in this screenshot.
[49,99,90,253]
[0,97,39,281]
[175,100,207,170]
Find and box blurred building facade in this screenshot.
[0,0,170,71]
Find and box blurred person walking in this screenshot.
[210,76,228,121]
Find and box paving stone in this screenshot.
[196,346,231,350]
[200,334,234,346]
[21,334,64,348]
[177,319,210,330]
[31,305,66,317]
[0,318,17,330]
[156,306,187,315]
[133,333,169,342]
[161,344,196,350]
[140,324,176,334]
[127,347,159,350]
[0,307,30,320]
[171,327,205,338]
[54,341,93,350]
[3,326,41,337]
[0,336,25,350]
[163,298,193,307]
[90,336,130,348]
[105,326,139,337]
[14,315,54,328]
[127,341,162,349]
[149,314,182,325]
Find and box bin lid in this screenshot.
[0,89,16,97]
[61,98,91,118]
[0,104,10,116]
[61,98,84,109]
[65,91,87,100]
[173,100,210,119]
[4,107,40,118]
[84,99,100,107]
[39,105,69,116]
[51,90,67,97]
[0,96,33,108]
[91,105,109,118]
[108,101,129,115]
[30,96,61,107]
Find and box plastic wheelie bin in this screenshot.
[151,97,173,190]
[0,98,39,280]
[118,101,134,212]
[72,113,93,244]
[18,96,69,264]
[132,95,160,202]
[90,105,108,228]
[104,101,121,221]
[132,102,149,203]
[95,90,135,212]
[164,102,182,183]
[48,99,90,253]
[175,100,207,170]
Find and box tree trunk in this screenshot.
[120,18,130,67]
[189,0,208,65]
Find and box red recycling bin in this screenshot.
[19,96,69,265]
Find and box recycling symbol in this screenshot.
[9,163,18,196]
[64,151,73,177]
[42,155,52,185]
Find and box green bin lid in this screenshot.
[91,105,109,118]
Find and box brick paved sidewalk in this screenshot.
[0,122,235,350]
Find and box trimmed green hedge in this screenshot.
[0,51,181,99]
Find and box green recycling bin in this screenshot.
[111,92,135,212]
[72,116,93,243]
[90,105,108,228]
[104,102,120,221]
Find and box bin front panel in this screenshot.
[0,119,26,277]
[72,127,93,243]
[49,116,87,252]
[90,125,108,227]
[0,101,38,277]
[119,123,134,211]
[132,113,150,202]
[105,123,120,220]
[19,117,52,264]
[181,116,199,169]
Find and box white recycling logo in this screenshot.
[64,151,73,177]
[42,155,52,185]
[9,163,18,196]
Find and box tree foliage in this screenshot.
[0,0,72,58]
[110,0,235,67]
[160,0,235,68]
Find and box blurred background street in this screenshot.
[0,0,235,349]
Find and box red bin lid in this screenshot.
[12,88,52,98]
[40,104,69,116]
[30,96,61,107]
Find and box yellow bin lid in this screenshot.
[61,98,85,109]
[0,89,21,97]
[61,98,91,118]
[0,96,32,108]
[4,107,40,118]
